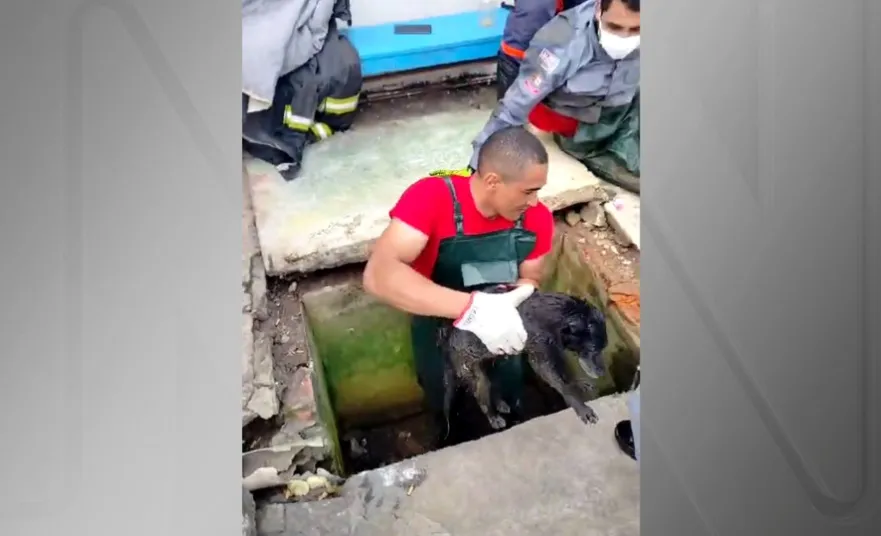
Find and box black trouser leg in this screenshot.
[495,51,521,100]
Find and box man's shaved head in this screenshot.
[476,126,549,181]
[472,127,550,221]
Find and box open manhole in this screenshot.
[251,222,640,481]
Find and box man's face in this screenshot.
[483,163,548,221]
[596,0,640,37]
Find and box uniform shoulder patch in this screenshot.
[538,49,561,74]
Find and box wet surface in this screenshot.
[339,374,569,475]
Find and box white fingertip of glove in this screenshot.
[453,284,536,355]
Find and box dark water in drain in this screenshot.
[339,370,569,474]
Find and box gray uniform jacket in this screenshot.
[470,0,639,169]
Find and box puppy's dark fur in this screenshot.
[437,288,608,433]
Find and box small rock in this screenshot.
[286,479,311,498]
[579,201,607,228]
[305,475,329,490]
[280,334,291,344]
[564,210,582,227]
[288,281,298,293]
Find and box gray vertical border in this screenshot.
[1,0,241,534]
[2,0,880,534]
[642,0,880,534]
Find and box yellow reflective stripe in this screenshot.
[319,94,359,115]
[283,105,312,131]
[310,122,333,139]
[429,167,472,177]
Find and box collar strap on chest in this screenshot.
[442,176,466,234]
[441,176,526,233]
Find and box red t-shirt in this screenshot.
[388,175,554,278]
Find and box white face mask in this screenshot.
[597,20,640,60]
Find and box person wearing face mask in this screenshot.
[468,0,641,194]
[496,0,591,100]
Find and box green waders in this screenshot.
[410,177,538,420]
[555,92,641,194]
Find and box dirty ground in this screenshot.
[255,394,640,536]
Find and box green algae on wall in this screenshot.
[302,315,346,475]
[301,283,424,430]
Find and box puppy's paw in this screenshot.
[488,415,507,430]
[574,404,599,424]
[495,400,511,414]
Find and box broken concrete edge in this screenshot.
[253,394,637,536]
[602,193,640,250]
[261,182,619,277]
[243,165,281,426]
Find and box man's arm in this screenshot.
[468,15,583,169]
[517,256,548,288]
[363,219,471,319]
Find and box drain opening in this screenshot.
[253,220,640,484]
[337,371,570,475]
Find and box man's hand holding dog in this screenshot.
[453,284,535,355]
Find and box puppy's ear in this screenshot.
[587,305,606,326]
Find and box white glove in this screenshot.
[453,284,535,355]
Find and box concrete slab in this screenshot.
[247,91,616,276]
[257,394,639,536]
[604,190,641,250]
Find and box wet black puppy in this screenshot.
[437,288,608,433]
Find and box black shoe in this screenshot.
[614,420,636,460]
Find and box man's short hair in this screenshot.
[476,126,549,181]
[601,0,640,11]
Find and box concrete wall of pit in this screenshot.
[300,231,641,474]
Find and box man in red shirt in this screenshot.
[363,126,555,440]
